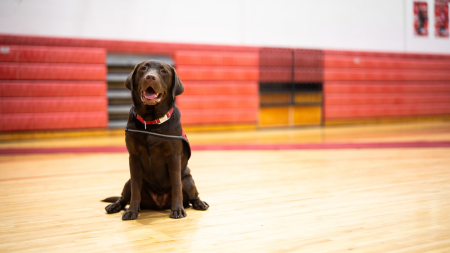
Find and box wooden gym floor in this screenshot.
[1,122,450,252]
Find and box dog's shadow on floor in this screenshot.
[135,209,171,225]
[136,206,203,226]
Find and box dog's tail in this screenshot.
[101,196,120,203]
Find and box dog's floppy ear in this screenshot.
[125,63,140,91]
[171,66,184,98]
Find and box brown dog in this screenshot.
[103,60,209,220]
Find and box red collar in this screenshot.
[136,108,174,129]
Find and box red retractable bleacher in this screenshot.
[2,34,450,128]
[174,51,259,125]
[323,51,450,122]
[0,45,107,131]
[0,34,259,55]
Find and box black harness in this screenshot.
[125,127,191,160]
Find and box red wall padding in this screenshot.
[325,93,450,105]
[323,69,450,81]
[176,66,259,81]
[323,55,450,70]
[176,60,259,124]
[260,48,293,67]
[0,45,106,64]
[0,81,106,97]
[321,50,450,121]
[322,49,450,121]
[0,97,107,113]
[324,81,450,93]
[260,67,292,82]
[291,68,450,82]
[2,34,449,127]
[0,63,106,80]
[180,108,258,125]
[324,50,450,60]
[175,51,259,66]
[0,44,108,132]
[0,34,259,55]
[177,95,258,110]
[293,68,450,82]
[0,112,108,131]
[324,80,450,119]
[325,104,450,119]
[182,81,258,95]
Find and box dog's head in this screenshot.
[125,60,184,107]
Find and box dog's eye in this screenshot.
[160,69,167,74]
[141,66,148,71]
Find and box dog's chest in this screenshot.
[139,141,171,188]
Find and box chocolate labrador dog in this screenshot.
[103,60,209,220]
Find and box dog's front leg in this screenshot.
[167,155,186,219]
[122,155,143,220]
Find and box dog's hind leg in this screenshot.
[181,166,209,210]
[105,179,131,214]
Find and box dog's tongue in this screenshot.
[144,90,157,100]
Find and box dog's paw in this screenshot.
[105,203,123,214]
[192,199,209,211]
[169,207,187,219]
[122,209,139,220]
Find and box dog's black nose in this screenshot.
[145,74,156,81]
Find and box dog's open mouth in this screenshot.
[141,87,163,105]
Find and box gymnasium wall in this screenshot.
[0,45,108,131]
[1,34,449,132]
[0,35,262,131]
[322,50,450,124]
[1,1,450,132]
[0,0,449,54]
[175,51,259,126]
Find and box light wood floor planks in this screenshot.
[1,121,450,149]
[1,147,450,252]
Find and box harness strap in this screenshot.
[125,127,186,140]
[125,127,191,160]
